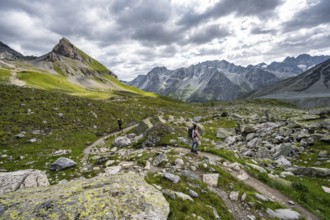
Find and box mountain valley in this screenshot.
[0,39,329,220]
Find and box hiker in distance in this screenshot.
[191,124,200,154]
[117,118,123,130]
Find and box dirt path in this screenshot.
[172,147,319,220]
[10,70,25,87]
[81,118,151,165]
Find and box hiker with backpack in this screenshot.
[117,118,123,130]
[190,124,200,154]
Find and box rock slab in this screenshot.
[267,208,301,220]
[1,173,169,220]
[0,169,49,194]
[49,157,77,171]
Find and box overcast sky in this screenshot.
[1,0,330,80]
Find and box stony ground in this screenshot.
[1,103,329,219]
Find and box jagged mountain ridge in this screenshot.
[0,41,24,60]
[129,54,329,102]
[129,60,280,102]
[248,58,330,107]
[254,54,330,78]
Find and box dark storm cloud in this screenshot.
[283,0,330,32]
[177,0,284,29]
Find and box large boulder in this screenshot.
[0,169,49,194]
[135,120,153,135]
[113,136,131,147]
[1,173,169,219]
[49,157,77,171]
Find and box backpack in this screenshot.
[188,127,193,139]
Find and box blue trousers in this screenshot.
[191,139,199,151]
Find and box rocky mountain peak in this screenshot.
[51,38,83,61]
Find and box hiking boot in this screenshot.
[194,151,198,155]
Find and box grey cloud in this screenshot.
[283,0,330,32]
[193,48,224,56]
[177,0,284,29]
[131,24,182,46]
[110,0,170,27]
[250,27,278,35]
[188,24,230,44]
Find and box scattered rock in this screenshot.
[289,167,330,177]
[188,189,199,198]
[175,192,193,202]
[163,173,180,184]
[15,132,25,139]
[246,162,267,173]
[193,116,202,122]
[206,205,221,220]
[144,161,151,170]
[49,157,76,171]
[229,191,239,201]
[181,169,199,181]
[113,136,131,147]
[322,186,330,194]
[237,172,249,181]
[255,193,271,202]
[320,135,330,143]
[162,188,176,199]
[266,208,301,220]
[0,169,49,194]
[104,166,121,175]
[153,154,168,166]
[105,160,115,167]
[274,156,292,167]
[202,174,219,187]
[273,143,292,158]
[120,161,134,169]
[174,158,184,166]
[28,138,37,143]
[216,128,232,139]
[242,125,255,134]
[51,150,72,156]
[318,150,328,160]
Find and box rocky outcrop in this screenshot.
[1,173,169,219]
[289,167,330,177]
[0,169,49,194]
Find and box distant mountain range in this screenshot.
[248,58,330,107]
[128,55,330,102]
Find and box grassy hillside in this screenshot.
[0,84,190,181]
